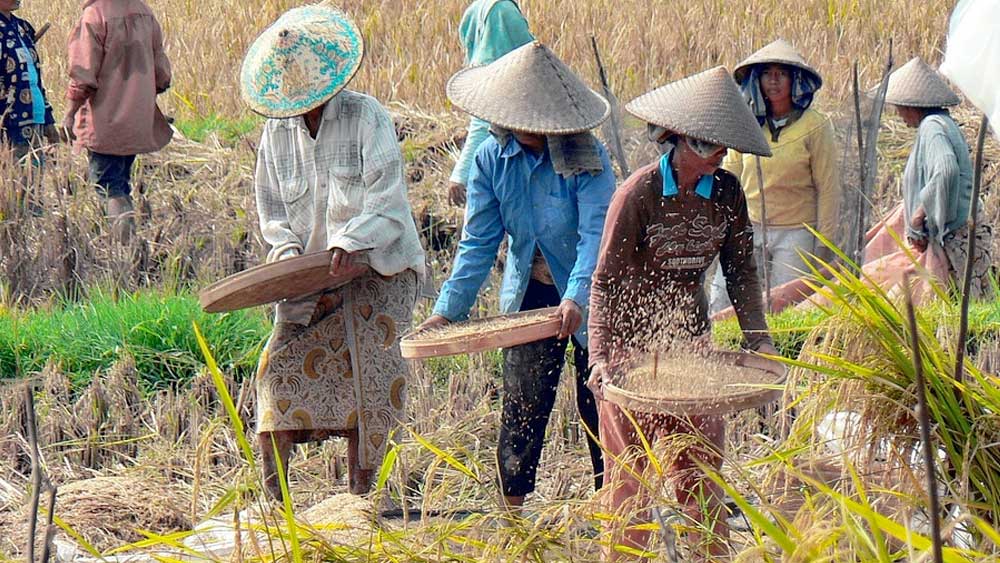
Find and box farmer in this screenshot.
[64,0,172,244]
[242,5,426,499]
[0,0,58,213]
[587,67,777,560]
[419,42,615,510]
[887,57,993,298]
[709,39,841,314]
[447,0,533,207]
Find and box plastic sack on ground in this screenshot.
[940,0,1000,141]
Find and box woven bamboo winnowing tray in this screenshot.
[603,351,787,416]
[401,307,562,359]
[199,250,361,313]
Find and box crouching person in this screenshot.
[241,5,425,499]
[587,67,777,560]
[418,42,615,510]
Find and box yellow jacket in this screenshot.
[722,108,841,241]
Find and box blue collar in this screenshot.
[659,150,714,199]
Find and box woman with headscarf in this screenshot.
[242,4,425,500]
[709,39,841,314]
[886,57,993,297]
[587,67,777,560]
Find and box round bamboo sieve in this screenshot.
[199,250,361,313]
[603,350,787,416]
[401,307,562,359]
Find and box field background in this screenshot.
[2,0,1000,561]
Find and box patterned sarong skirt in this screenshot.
[255,270,417,470]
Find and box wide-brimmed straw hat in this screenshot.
[733,39,823,88]
[626,66,772,156]
[241,3,364,118]
[446,41,610,135]
[885,57,961,108]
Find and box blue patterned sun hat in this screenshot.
[240,4,364,118]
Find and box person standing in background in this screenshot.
[0,0,58,214]
[446,0,533,207]
[64,0,173,244]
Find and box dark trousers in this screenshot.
[88,151,136,198]
[497,279,604,497]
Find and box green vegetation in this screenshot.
[173,113,263,144]
[0,289,269,391]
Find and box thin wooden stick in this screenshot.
[591,36,631,178]
[856,40,894,268]
[40,487,57,563]
[903,272,943,563]
[25,383,42,563]
[955,115,989,385]
[851,62,866,272]
[754,155,771,313]
[33,22,51,43]
[653,351,659,379]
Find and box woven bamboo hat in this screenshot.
[241,3,364,118]
[885,57,961,108]
[733,39,822,87]
[446,41,610,134]
[625,66,772,156]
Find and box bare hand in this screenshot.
[556,299,583,339]
[586,361,606,402]
[448,182,467,207]
[910,206,927,232]
[61,114,76,141]
[417,314,450,332]
[753,342,779,357]
[908,236,928,253]
[328,248,367,278]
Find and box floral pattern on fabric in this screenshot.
[0,13,53,145]
[255,271,417,470]
[241,5,364,118]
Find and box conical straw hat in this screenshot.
[241,4,364,118]
[733,39,822,87]
[625,66,772,157]
[446,42,610,135]
[885,57,961,108]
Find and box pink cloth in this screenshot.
[711,204,950,320]
[66,0,172,155]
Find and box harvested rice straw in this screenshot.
[617,351,777,400]
[410,309,558,344]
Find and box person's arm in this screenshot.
[719,184,774,351]
[432,146,505,322]
[810,116,842,245]
[151,15,172,94]
[64,8,105,131]
[588,183,642,367]
[912,130,961,241]
[325,102,411,254]
[565,146,615,310]
[255,126,304,262]
[448,117,491,202]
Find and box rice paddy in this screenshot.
[1,0,999,561]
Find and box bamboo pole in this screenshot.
[754,156,771,313]
[855,40,894,268]
[591,36,631,179]
[25,384,42,563]
[954,115,989,385]
[903,272,944,563]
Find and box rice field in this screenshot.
[1,0,1000,561]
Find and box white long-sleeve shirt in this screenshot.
[255,90,426,324]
